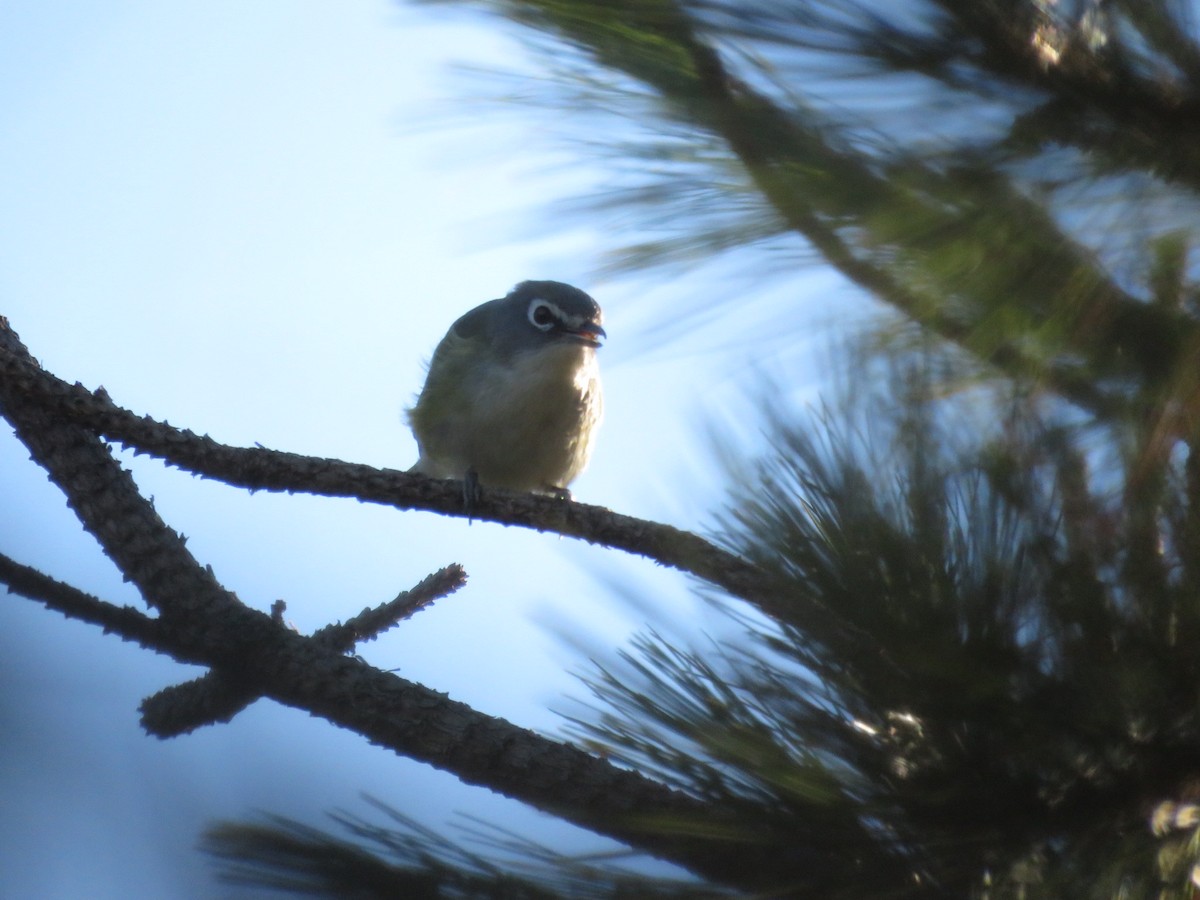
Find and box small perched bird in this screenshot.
[407,280,605,498]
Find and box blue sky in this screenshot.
[0,2,838,896]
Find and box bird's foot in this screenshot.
[546,485,573,501]
[462,469,482,521]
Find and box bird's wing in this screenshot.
[425,299,496,372]
[408,298,499,423]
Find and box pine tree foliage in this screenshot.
[568,367,1200,896]
[8,0,1200,896]
[433,0,1200,422]
[207,799,750,898]
[411,0,1200,895]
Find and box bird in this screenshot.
[406,280,605,499]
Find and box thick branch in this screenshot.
[0,549,783,885]
[0,316,803,890]
[0,332,772,609]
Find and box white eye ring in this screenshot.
[527,299,559,331]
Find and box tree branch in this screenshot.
[314,563,468,648]
[142,564,469,738]
[0,551,179,654]
[0,314,809,890]
[0,326,773,609]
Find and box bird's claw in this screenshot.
[462,469,482,521]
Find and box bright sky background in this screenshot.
[0,2,841,896]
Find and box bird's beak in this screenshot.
[568,322,606,347]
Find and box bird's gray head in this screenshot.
[498,280,605,353]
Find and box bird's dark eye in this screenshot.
[528,300,558,331]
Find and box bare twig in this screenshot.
[0,551,178,654]
[315,564,468,649]
[144,564,469,738]
[140,672,261,736]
